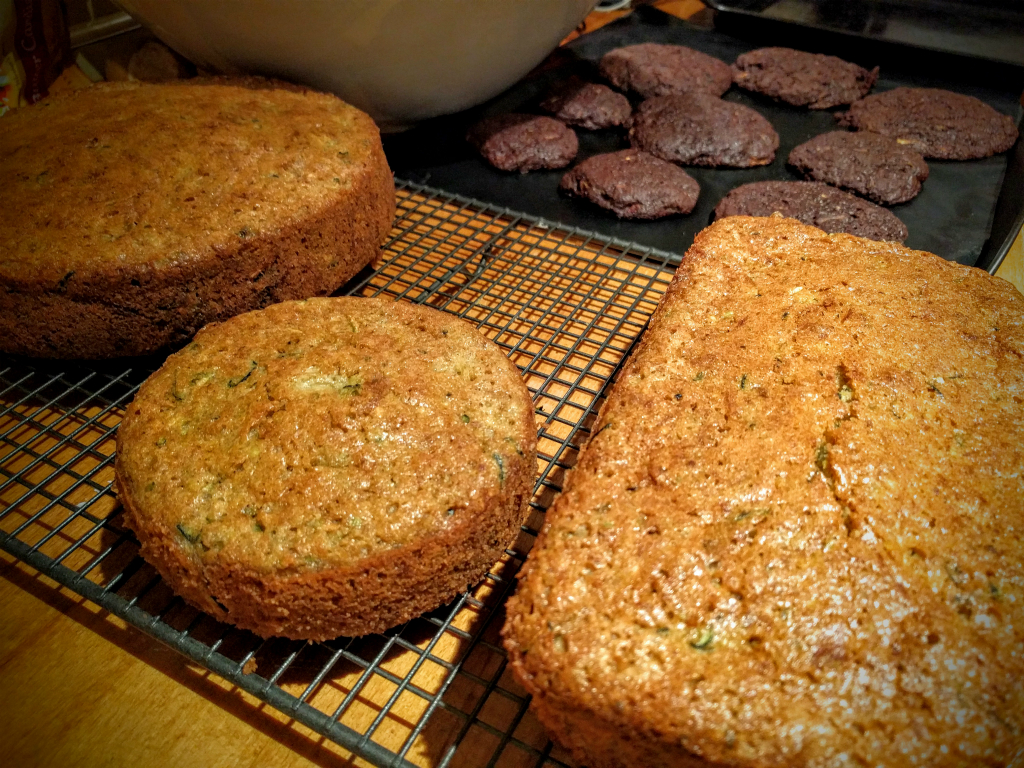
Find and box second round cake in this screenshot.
[115,297,538,641]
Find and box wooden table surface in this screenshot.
[3,3,1023,768]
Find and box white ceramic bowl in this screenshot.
[119,0,598,130]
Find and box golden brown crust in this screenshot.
[0,80,395,358]
[115,297,537,640]
[504,216,1024,768]
[115,458,533,639]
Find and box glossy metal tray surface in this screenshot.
[705,0,1024,66]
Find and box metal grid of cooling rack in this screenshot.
[0,178,680,768]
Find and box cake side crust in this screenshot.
[0,81,396,358]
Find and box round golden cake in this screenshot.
[0,80,395,359]
[115,297,537,640]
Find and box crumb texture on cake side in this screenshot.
[115,297,537,640]
[503,216,1024,768]
[0,80,395,359]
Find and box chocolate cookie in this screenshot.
[560,150,700,219]
[539,77,632,131]
[714,181,908,242]
[837,87,1019,160]
[629,93,779,168]
[732,47,878,109]
[788,131,930,205]
[467,114,578,173]
[599,43,732,99]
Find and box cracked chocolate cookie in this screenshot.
[540,77,632,131]
[559,149,700,219]
[788,131,930,205]
[629,93,779,168]
[732,47,878,109]
[837,87,1019,160]
[714,180,908,242]
[467,113,578,173]
[599,43,732,99]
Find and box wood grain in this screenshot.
[0,554,373,768]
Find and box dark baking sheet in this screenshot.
[705,0,1024,66]
[384,5,1024,270]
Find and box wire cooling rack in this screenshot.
[0,178,680,768]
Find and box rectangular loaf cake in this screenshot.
[502,216,1024,768]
